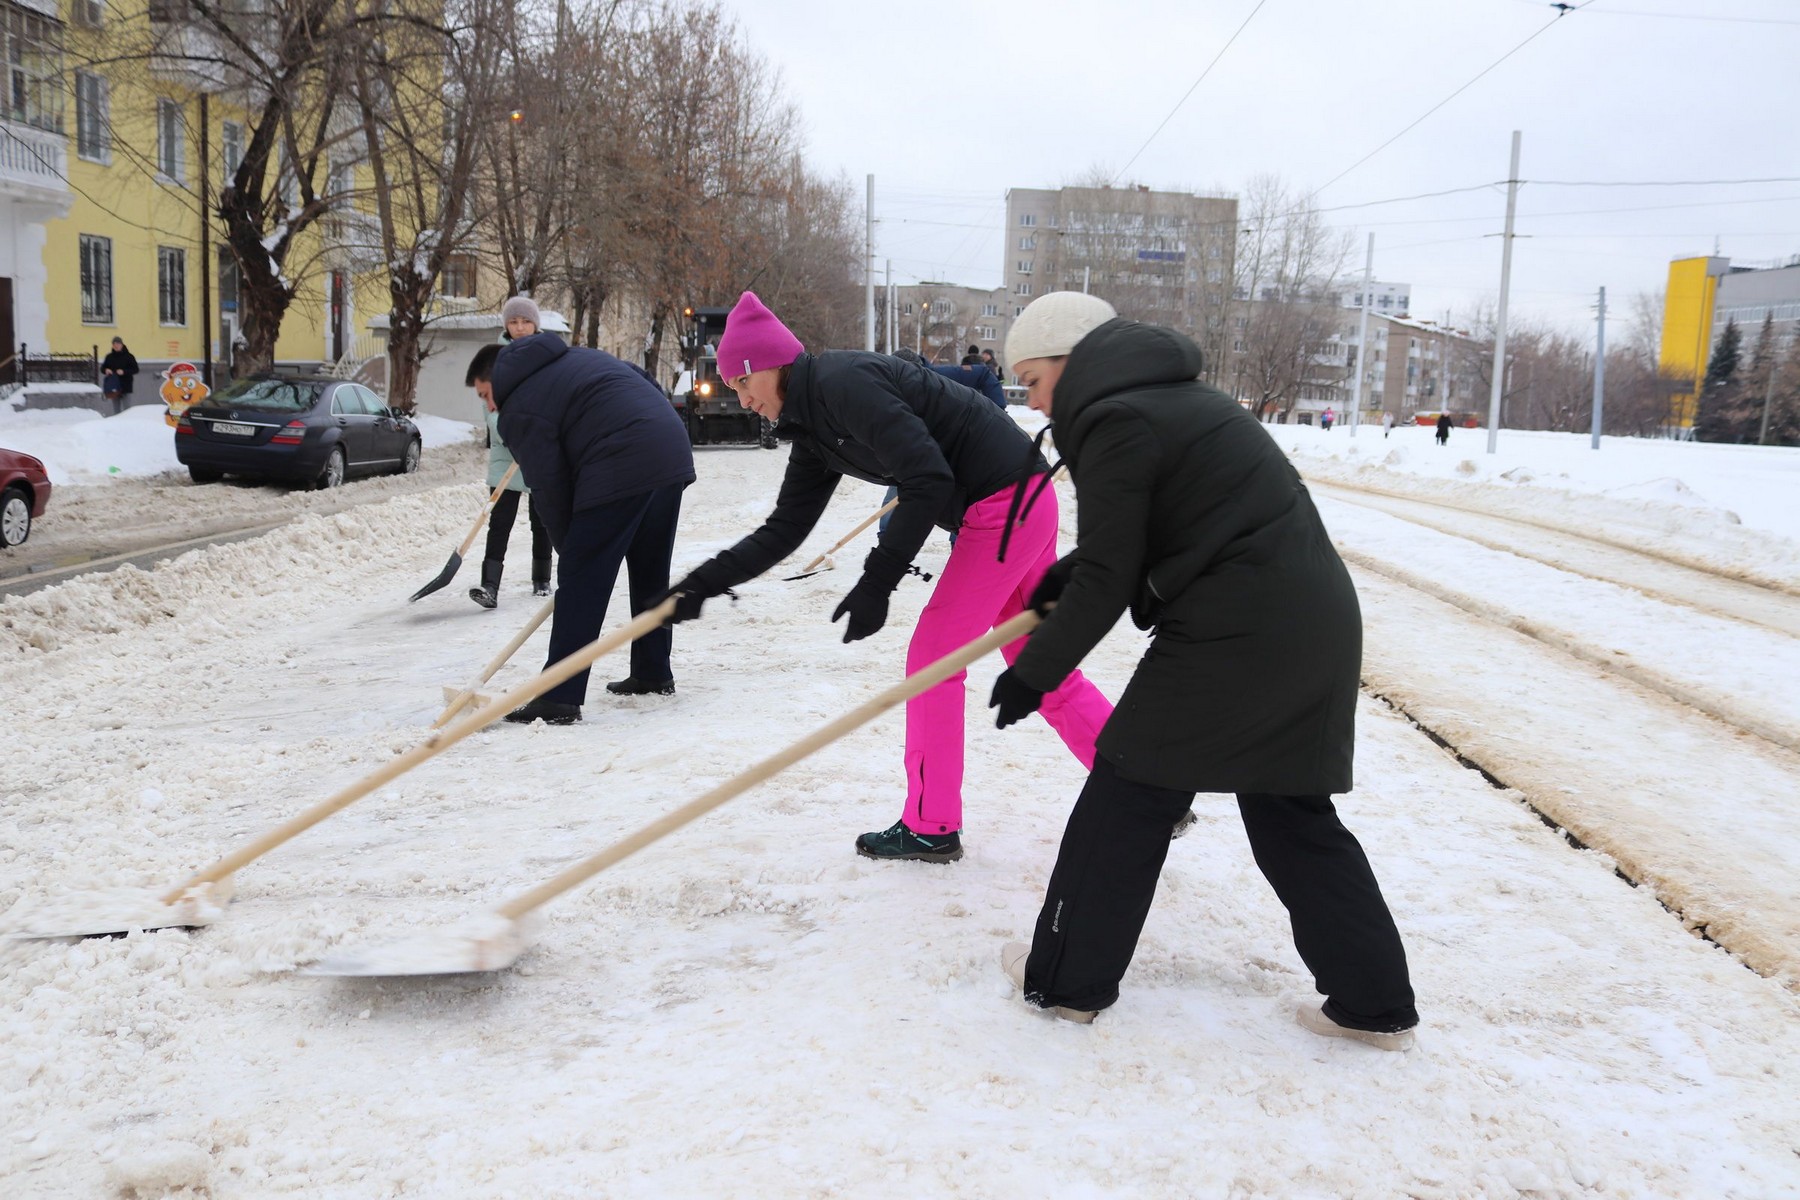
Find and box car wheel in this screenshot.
[188,465,223,484]
[399,438,421,474]
[1,486,30,548]
[316,446,346,490]
[759,417,778,450]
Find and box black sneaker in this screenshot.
[468,584,498,609]
[504,699,582,725]
[855,819,962,863]
[605,676,675,696]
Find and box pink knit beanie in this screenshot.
[716,291,804,378]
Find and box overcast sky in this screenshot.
[716,0,1800,338]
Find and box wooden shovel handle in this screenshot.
[496,608,1040,921]
[163,597,677,902]
[454,463,519,558]
[798,497,899,575]
[432,595,557,728]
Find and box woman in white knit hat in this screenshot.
[989,292,1418,1049]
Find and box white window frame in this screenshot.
[156,97,184,182]
[221,120,243,186]
[80,234,114,324]
[1016,260,1032,274]
[75,70,109,163]
[158,246,187,325]
[1018,213,1036,227]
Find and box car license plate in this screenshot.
[212,422,255,436]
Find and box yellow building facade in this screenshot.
[1658,256,1730,429]
[37,0,391,381]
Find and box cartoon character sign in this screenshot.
[160,362,210,427]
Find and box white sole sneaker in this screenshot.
[1000,942,1098,1024]
[1295,1003,1416,1051]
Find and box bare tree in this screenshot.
[346,0,505,409]
[1228,176,1352,419]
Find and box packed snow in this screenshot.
[2,421,1799,1197]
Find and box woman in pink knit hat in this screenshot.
[656,290,1114,863]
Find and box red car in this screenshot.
[0,446,51,548]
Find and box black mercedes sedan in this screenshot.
[175,377,422,488]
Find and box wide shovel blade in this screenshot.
[307,913,531,977]
[4,879,234,941]
[407,550,464,602]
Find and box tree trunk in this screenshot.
[384,282,428,414]
[644,302,668,378]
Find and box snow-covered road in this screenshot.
[3,433,1799,1197]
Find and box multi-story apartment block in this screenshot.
[1002,184,1238,382]
[0,1,434,396]
[1337,312,1478,425]
[892,281,1007,365]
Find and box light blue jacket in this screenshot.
[485,410,528,492]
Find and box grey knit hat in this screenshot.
[501,295,541,327]
[1005,292,1117,373]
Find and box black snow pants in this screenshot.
[540,482,684,706]
[1023,754,1418,1031]
[485,489,552,579]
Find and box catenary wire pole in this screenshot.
[1592,286,1605,450]
[1758,337,1779,445]
[1486,131,1522,455]
[885,260,894,353]
[865,175,876,351]
[1351,232,1373,437]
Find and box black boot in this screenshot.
[469,559,503,609]
[504,699,582,725]
[605,676,675,696]
[532,559,552,598]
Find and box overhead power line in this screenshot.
[1528,176,1800,188]
[1111,0,1268,185]
[1315,0,1596,195]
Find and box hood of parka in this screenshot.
[1050,318,1205,467]
[490,331,571,408]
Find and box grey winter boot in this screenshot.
[1000,942,1097,1024]
[469,558,503,609]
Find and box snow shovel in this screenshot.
[783,498,899,580]
[5,598,678,942]
[408,463,519,602]
[432,595,556,728]
[310,608,1042,976]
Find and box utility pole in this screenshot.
[1350,232,1373,437]
[1082,265,1090,295]
[199,92,212,387]
[1591,286,1605,450]
[865,175,875,351]
[1486,130,1521,455]
[885,260,893,353]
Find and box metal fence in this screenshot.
[7,344,100,387]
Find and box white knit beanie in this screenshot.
[1005,292,1117,374]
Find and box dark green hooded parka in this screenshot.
[1009,318,1361,796]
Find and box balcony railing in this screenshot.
[0,119,68,198]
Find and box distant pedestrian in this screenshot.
[101,338,138,414]
[980,348,1001,379]
[464,350,552,608]
[1382,411,1395,439]
[1321,408,1335,432]
[992,291,1418,1049]
[470,331,696,723]
[1436,413,1452,446]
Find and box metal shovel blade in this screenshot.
[3,879,234,941]
[408,550,464,602]
[307,913,532,977]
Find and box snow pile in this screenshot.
[0,403,477,485]
[1267,424,1800,589]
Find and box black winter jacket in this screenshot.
[694,350,1047,589]
[492,333,694,551]
[1009,319,1362,795]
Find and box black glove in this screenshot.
[1027,554,1077,616]
[989,669,1045,729]
[831,547,909,643]
[652,565,730,625]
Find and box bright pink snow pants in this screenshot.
[902,482,1113,834]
